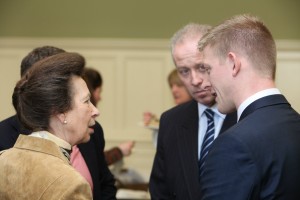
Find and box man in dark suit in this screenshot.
[197,14,300,199]
[0,46,117,200]
[149,23,236,199]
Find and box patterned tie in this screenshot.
[199,108,215,178]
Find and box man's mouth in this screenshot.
[194,90,209,95]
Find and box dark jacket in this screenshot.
[149,100,236,199]
[200,95,300,200]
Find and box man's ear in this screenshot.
[228,52,241,77]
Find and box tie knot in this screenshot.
[204,109,214,120]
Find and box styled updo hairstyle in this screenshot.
[12,52,85,132]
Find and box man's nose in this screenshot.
[191,71,203,86]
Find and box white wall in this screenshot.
[0,38,299,181]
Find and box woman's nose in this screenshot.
[91,104,100,118]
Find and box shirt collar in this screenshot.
[198,103,226,119]
[29,131,72,150]
[237,88,281,120]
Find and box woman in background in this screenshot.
[82,67,135,165]
[0,53,98,200]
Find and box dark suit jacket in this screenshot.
[149,100,236,200]
[200,94,300,200]
[0,115,116,200]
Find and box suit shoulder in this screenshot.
[0,115,18,130]
[162,100,197,118]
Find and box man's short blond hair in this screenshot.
[198,14,276,79]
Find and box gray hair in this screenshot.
[170,23,211,56]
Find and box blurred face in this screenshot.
[170,83,192,105]
[173,38,215,107]
[202,46,235,113]
[64,76,99,145]
[92,86,102,106]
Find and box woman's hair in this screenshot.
[168,69,184,87]
[12,52,85,131]
[82,67,102,106]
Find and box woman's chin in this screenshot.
[79,134,91,144]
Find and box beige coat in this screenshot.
[0,135,92,200]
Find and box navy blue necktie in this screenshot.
[199,108,215,177]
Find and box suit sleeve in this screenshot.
[149,113,172,199]
[94,123,117,200]
[199,134,258,200]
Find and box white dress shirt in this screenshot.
[198,103,225,159]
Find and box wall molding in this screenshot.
[0,37,170,50]
[1,37,299,51]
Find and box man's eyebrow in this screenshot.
[177,66,189,69]
[196,63,205,67]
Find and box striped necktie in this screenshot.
[199,108,215,178]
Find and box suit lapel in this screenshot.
[220,111,237,134]
[240,94,289,121]
[176,100,200,198]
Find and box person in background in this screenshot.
[168,68,193,105]
[149,23,236,199]
[82,67,135,165]
[0,46,117,200]
[83,67,147,193]
[197,14,300,199]
[143,68,193,147]
[0,52,96,199]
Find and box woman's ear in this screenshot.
[57,113,67,124]
[228,52,241,77]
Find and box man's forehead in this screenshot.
[175,37,201,49]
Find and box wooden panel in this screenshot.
[0,49,28,120]
[276,51,300,113]
[123,56,168,128]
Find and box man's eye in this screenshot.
[197,65,207,72]
[178,69,189,76]
[197,64,211,74]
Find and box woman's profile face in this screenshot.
[92,86,102,106]
[64,76,99,145]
